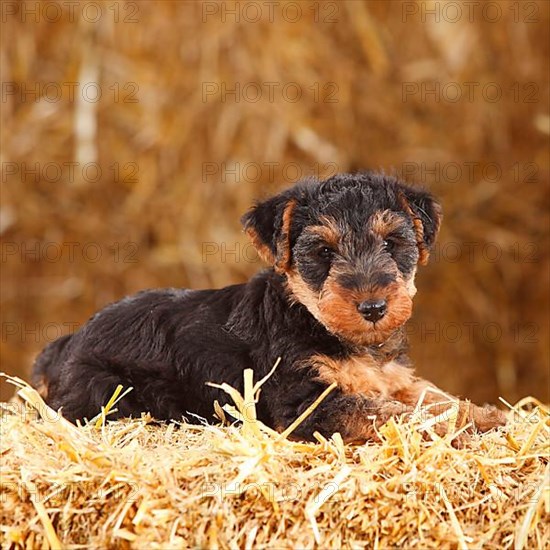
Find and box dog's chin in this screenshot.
[353,324,403,347]
[319,316,407,348]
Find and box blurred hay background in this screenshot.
[1,0,549,404]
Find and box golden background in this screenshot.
[1,0,549,403]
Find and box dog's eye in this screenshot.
[318,246,333,260]
[383,240,395,253]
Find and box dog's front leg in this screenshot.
[392,378,507,433]
[278,389,414,444]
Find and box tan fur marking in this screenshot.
[319,276,413,346]
[370,210,405,237]
[306,218,341,248]
[275,199,297,272]
[405,266,417,298]
[397,192,430,265]
[286,269,321,313]
[245,226,275,264]
[286,269,413,347]
[310,355,416,397]
[391,378,440,406]
[35,376,48,399]
[305,355,505,443]
[339,399,416,444]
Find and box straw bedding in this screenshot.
[1,373,548,550]
[2,1,549,408]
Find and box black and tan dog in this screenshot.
[32,172,506,442]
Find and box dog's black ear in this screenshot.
[397,183,442,265]
[241,187,300,272]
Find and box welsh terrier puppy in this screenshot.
[32,173,507,442]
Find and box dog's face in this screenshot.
[242,173,442,346]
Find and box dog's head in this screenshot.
[242,173,442,346]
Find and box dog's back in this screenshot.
[31,333,73,399]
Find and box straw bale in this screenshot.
[1,1,549,406]
[1,374,548,549]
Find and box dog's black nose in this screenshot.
[358,300,387,322]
